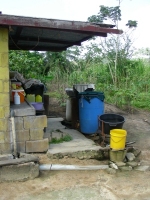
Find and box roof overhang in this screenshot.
[0,14,123,51]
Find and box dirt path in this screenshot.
[1,102,150,200]
[1,163,150,200]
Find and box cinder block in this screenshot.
[3,80,9,93]
[26,138,49,153]
[0,143,13,154]
[16,130,30,142]
[0,131,11,144]
[0,80,3,92]
[24,115,47,129]
[0,93,9,106]
[0,106,5,118]
[0,119,7,132]
[30,129,44,140]
[0,106,9,119]
[4,106,10,118]
[0,42,8,52]
[7,118,12,132]
[0,132,5,143]
[15,117,24,130]
[33,115,47,128]
[1,53,9,67]
[23,116,35,129]
[0,67,9,80]
[0,53,8,68]
[4,131,12,143]
[13,106,35,117]
[0,162,39,181]
[17,142,26,153]
[0,28,8,42]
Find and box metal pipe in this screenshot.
[39,164,109,171]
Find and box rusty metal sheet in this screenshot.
[0,14,123,51]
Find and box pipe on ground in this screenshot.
[39,164,109,171]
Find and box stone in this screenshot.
[26,138,49,153]
[134,165,150,172]
[119,166,132,171]
[127,161,138,167]
[0,154,13,161]
[126,152,135,161]
[115,161,126,167]
[106,168,117,174]
[110,162,118,170]
[0,162,39,182]
[133,149,141,157]
[52,131,63,139]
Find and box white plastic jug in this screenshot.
[14,92,20,105]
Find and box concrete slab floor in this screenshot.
[45,118,102,156]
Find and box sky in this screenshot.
[1,0,150,49]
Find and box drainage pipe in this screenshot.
[10,110,17,157]
[39,164,109,171]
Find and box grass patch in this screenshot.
[50,134,72,144]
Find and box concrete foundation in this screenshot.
[0,153,39,182]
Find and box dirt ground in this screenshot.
[1,99,150,200]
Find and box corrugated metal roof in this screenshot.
[0,14,123,51]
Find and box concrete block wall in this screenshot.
[0,28,12,154]
[0,28,49,154]
[15,115,49,153]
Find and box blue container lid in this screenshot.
[78,91,105,102]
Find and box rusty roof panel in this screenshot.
[0,14,123,51]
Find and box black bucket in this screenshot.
[99,113,125,135]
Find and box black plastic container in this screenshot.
[99,113,125,134]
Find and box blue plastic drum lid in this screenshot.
[78,91,105,103]
[78,91,105,134]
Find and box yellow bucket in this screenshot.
[110,129,127,150]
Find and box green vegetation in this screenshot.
[50,134,72,144]
[9,3,150,112]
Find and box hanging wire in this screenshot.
[9,27,43,51]
[9,34,40,51]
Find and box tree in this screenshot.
[87,4,138,86]
[9,50,45,79]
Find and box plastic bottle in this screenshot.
[36,95,42,102]
[14,92,20,105]
[27,94,35,102]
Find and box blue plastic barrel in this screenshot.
[78,92,105,134]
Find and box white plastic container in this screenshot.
[73,84,95,93]
[66,98,72,121]
[14,92,20,105]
